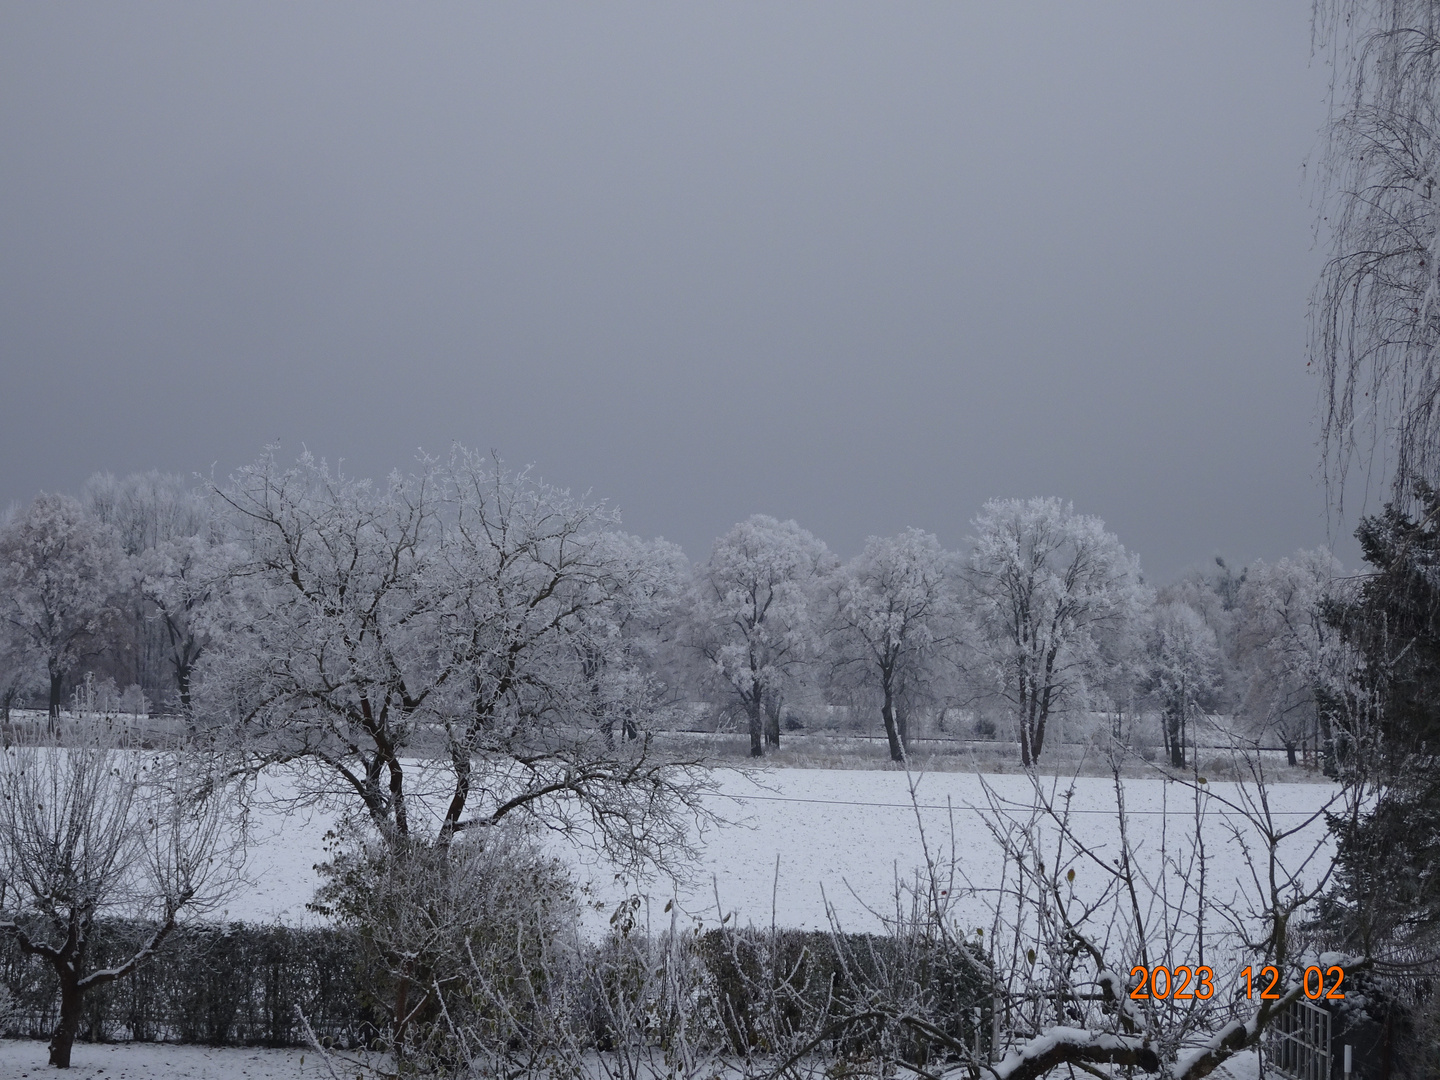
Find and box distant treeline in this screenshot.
[0,458,1345,768]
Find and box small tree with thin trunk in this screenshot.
[1143,600,1221,769]
[0,732,239,1067]
[831,528,958,762]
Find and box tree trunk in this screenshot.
[1168,709,1185,768]
[896,701,910,755]
[748,697,763,757]
[1285,740,1298,767]
[764,707,780,748]
[881,687,904,763]
[176,663,192,710]
[49,973,83,1067]
[49,668,64,722]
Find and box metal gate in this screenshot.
[1267,997,1333,1080]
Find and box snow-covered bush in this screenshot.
[309,824,579,1073]
[696,924,991,1072]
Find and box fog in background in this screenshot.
[0,2,1338,580]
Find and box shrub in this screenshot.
[0,918,369,1046]
[309,826,579,1072]
[696,926,992,1068]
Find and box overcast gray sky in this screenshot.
[0,2,1339,580]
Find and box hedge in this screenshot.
[0,919,374,1047]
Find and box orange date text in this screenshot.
[1128,965,1215,1000]
[1241,965,1345,1000]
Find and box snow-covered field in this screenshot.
[235,766,1340,939]
[0,1039,312,1078]
[6,766,1325,1078]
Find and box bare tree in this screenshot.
[957,755,1348,1079]
[755,749,1351,1080]
[0,731,240,1067]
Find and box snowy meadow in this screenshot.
[2,755,1333,1080]
[237,764,1340,946]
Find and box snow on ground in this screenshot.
[0,1039,312,1078]
[0,765,1325,1077]
[593,769,1338,938]
[229,766,1340,943]
[0,1038,1263,1079]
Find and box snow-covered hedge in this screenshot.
[0,918,370,1047]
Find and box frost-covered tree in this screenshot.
[572,530,688,748]
[830,528,958,761]
[687,515,834,757]
[85,472,227,712]
[1152,558,1248,715]
[1313,0,1440,509]
[203,448,709,1062]
[203,448,707,862]
[134,531,231,714]
[0,618,42,723]
[1142,600,1222,768]
[0,732,240,1067]
[1235,548,1347,768]
[966,497,1146,766]
[0,494,120,720]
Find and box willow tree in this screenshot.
[1313,0,1440,507]
[1312,12,1440,1062]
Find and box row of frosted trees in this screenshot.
[0,447,1380,1077]
[0,448,1346,765]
